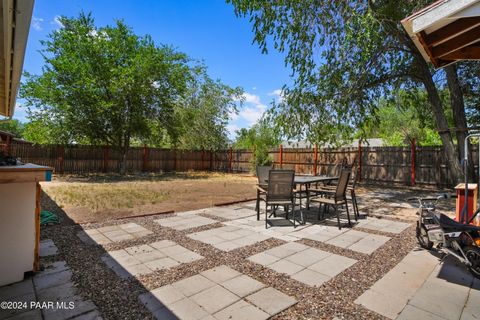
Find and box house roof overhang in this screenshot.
[402,0,480,68]
[0,0,34,118]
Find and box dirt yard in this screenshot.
[41,172,257,223]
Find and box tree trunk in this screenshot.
[417,59,463,184]
[119,134,130,175]
[445,65,475,179]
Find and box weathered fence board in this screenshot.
[7,142,478,186]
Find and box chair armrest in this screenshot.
[256,185,267,193]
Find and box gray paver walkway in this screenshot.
[39,240,58,257]
[139,265,296,320]
[0,261,101,320]
[77,223,153,245]
[248,242,357,287]
[355,249,479,320]
[188,226,269,252]
[222,208,396,254]
[102,240,203,279]
[155,215,217,230]
[205,207,256,220]
[355,217,410,234]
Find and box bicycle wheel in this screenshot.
[416,222,433,250]
[465,246,480,279]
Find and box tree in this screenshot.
[361,90,443,146]
[228,0,474,183]
[20,13,192,173]
[170,72,243,150]
[234,119,281,168]
[0,119,24,138]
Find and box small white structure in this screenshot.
[0,0,53,286]
[402,0,480,68]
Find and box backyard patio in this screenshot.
[1,183,477,320]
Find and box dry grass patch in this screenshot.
[46,182,170,212]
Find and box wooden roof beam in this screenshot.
[424,17,480,47]
[440,44,480,60]
[432,24,480,58]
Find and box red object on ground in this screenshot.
[455,183,478,224]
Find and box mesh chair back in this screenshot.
[335,169,351,201]
[267,170,295,202]
[256,165,272,186]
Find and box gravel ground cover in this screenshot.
[35,194,421,320]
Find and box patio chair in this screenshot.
[255,165,272,218]
[310,169,351,229]
[263,170,297,228]
[309,166,359,221]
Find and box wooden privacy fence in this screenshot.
[8,142,478,186]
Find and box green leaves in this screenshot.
[20,12,240,156]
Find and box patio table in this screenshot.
[294,175,338,211]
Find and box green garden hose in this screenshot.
[40,210,59,225]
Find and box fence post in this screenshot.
[201,149,205,171]
[58,145,65,174]
[279,144,283,168]
[357,141,362,182]
[103,146,109,173]
[229,147,233,173]
[313,144,318,175]
[142,144,148,172]
[411,138,416,186]
[210,150,213,171]
[174,149,178,172]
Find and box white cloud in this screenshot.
[236,92,267,125]
[226,123,240,138]
[52,15,64,28]
[239,105,266,124]
[242,92,261,105]
[31,16,44,31]
[268,89,284,102]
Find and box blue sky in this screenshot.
[15,0,293,138]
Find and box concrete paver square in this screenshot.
[408,280,469,320]
[285,248,331,267]
[172,251,203,264]
[213,300,269,320]
[133,251,166,263]
[154,215,216,231]
[269,259,304,276]
[308,255,356,277]
[348,234,390,254]
[139,291,166,313]
[150,240,176,249]
[169,297,209,320]
[397,305,445,320]
[201,265,241,283]
[247,252,281,266]
[291,269,330,287]
[151,284,186,305]
[191,285,240,314]
[144,257,180,271]
[103,240,203,279]
[173,275,216,297]
[77,223,152,245]
[246,287,297,316]
[125,244,155,255]
[39,239,58,257]
[220,275,265,297]
[0,279,35,300]
[140,265,297,320]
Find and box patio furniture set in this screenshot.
[255,165,359,229]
